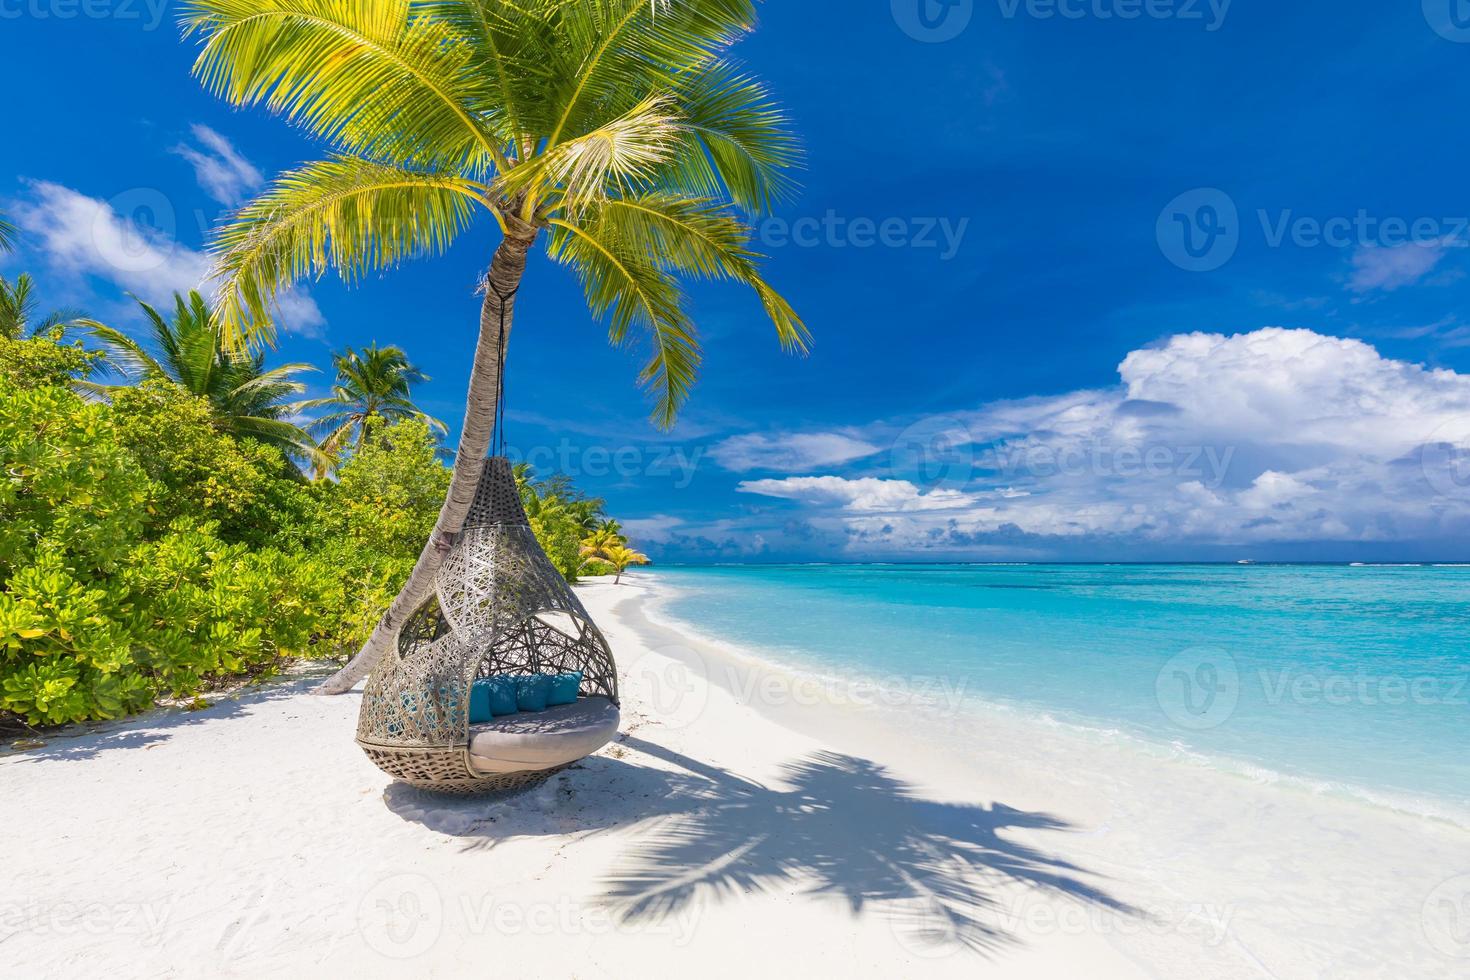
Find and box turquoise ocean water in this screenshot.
[643,564,1470,825]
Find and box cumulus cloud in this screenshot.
[739,476,970,512]
[9,179,324,337]
[711,431,882,472]
[729,328,1470,554]
[171,125,263,206]
[1347,241,1456,292]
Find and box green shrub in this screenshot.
[0,358,625,728]
[0,378,321,725]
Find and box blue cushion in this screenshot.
[548,671,582,706]
[469,680,493,724]
[485,676,519,717]
[515,674,552,713]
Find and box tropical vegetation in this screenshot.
[0,282,647,730]
[178,0,807,692]
[295,343,446,467]
[87,291,323,465]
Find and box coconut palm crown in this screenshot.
[297,343,447,460]
[88,291,323,464]
[182,0,808,690]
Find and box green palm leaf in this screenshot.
[210,157,489,348]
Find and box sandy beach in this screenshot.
[4,577,1467,979]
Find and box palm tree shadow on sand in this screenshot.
[601,736,1137,958]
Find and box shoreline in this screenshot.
[635,571,1470,833]
[2,579,1466,976]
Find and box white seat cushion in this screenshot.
[467,698,620,775]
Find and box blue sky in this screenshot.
[6,1,1470,561]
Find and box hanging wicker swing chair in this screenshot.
[355,457,621,795]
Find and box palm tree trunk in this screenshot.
[317,231,536,694]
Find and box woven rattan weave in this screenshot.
[356,457,619,793]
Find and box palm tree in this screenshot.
[295,343,447,463]
[0,273,90,340]
[580,524,627,562]
[181,1,808,692]
[601,545,650,585]
[88,291,323,464]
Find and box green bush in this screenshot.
[0,334,625,728]
[0,376,324,724]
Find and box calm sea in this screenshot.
[644,563,1470,824]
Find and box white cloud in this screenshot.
[1348,241,1455,293]
[711,431,882,472]
[739,476,970,512]
[14,180,209,300]
[724,328,1470,553]
[171,125,263,206]
[10,180,324,337]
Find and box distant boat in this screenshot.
[1237,559,1256,565]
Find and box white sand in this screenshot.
[4,578,1468,978]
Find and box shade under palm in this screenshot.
[88,291,323,464]
[296,343,447,464]
[182,0,807,692]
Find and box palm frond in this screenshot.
[209,156,487,347]
[0,211,15,253]
[548,217,699,427]
[663,59,802,213]
[596,194,808,353]
[227,361,316,402]
[86,321,167,381]
[504,95,683,214]
[181,0,508,172]
[419,0,548,151]
[544,0,757,151]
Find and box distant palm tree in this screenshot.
[184,0,807,691]
[0,273,90,340]
[601,545,650,585]
[580,525,627,562]
[87,291,322,464]
[295,344,447,461]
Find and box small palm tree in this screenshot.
[580,525,627,561]
[0,274,91,340]
[88,291,322,464]
[183,0,807,691]
[295,343,447,463]
[601,545,650,585]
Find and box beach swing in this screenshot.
[355,457,621,794]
